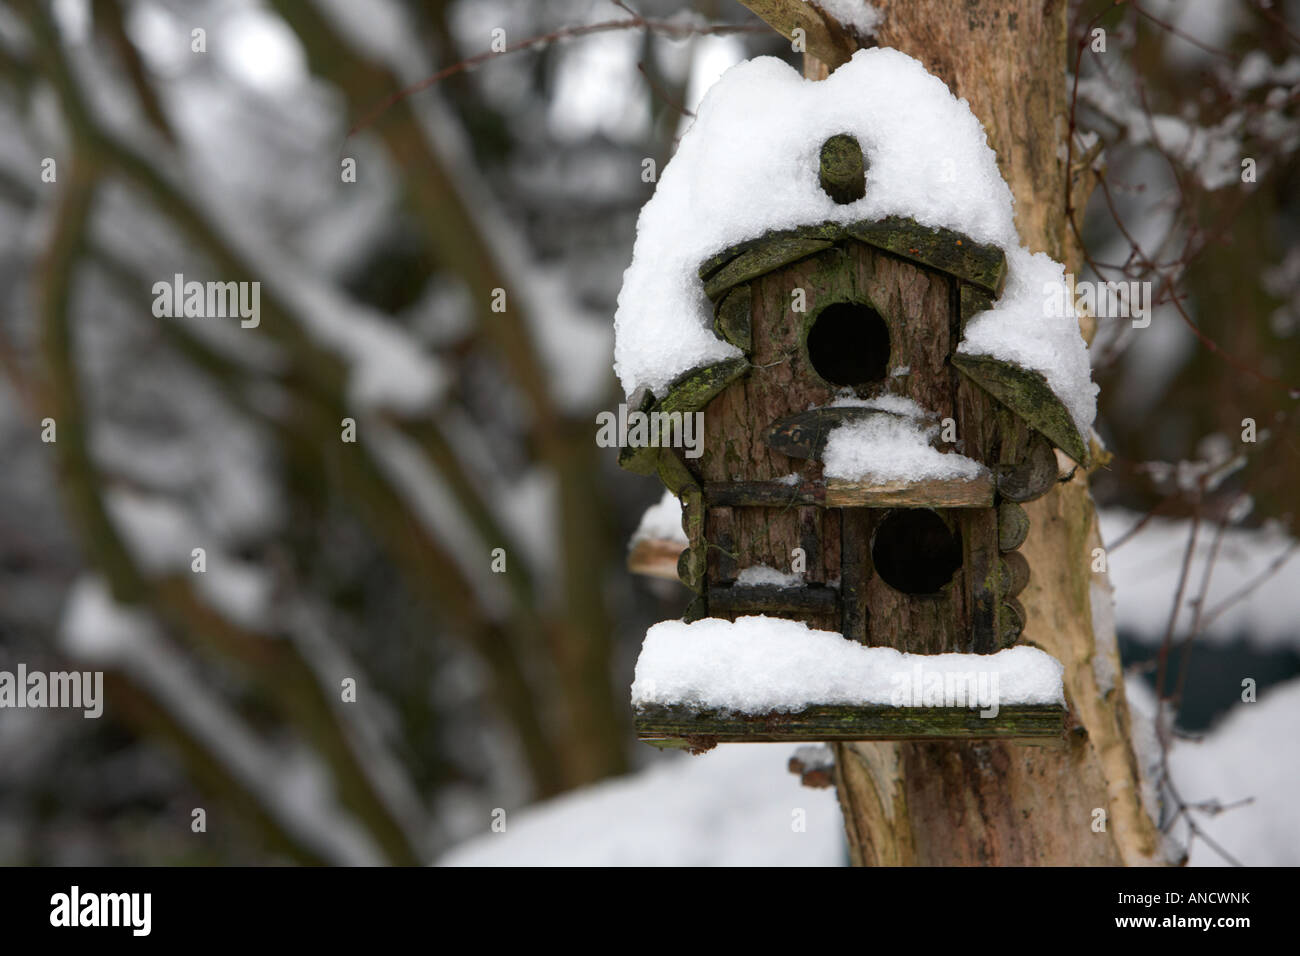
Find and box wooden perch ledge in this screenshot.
[637,702,1068,751]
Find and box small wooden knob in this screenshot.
[819,134,866,204]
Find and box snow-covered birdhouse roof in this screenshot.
[613,48,1098,464]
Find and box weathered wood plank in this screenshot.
[707,506,737,584]
[824,474,994,507]
[764,406,911,461]
[840,509,870,643]
[701,474,994,508]
[635,702,1067,747]
[707,584,840,615]
[962,508,1000,653]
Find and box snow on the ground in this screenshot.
[437,743,844,866]
[1099,508,1300,649]
[1126,675,1300,866]
[629,489,688,547]
[631,616,1064,712]
[613,48,1095,439]
[820,395,986,482]
[438,674,1300,867]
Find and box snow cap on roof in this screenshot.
[613,47,1097,439]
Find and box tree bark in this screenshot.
[789,0,1170,865]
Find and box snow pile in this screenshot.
[959,246,1097,437]
[438,743,843,867]
[613,48,1096,438]
[631,616,1064,713]
[736,565,804,588]
[1099,509,1300,650]
[630,489,688,547]
[806,1,881,37]
[820,395,986,482]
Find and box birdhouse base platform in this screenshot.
[635,702,1067,752]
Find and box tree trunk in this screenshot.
[751,0,1169,865]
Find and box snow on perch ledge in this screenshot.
[613,47,1086,748]
[633,617,1066,750]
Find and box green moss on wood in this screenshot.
[819,134,867,204]
[846,217,1006,295]
[714,285,752,351]
[702,236,834,301]
[700,218,1006,303]
[960,283,995,327]
[634,702,1066,743]
[997,501,1030,551]
[952,351,1090,466]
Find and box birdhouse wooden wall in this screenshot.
[682,222,1052,659]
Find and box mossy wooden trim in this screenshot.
[952,351,1089,466]
[713,285,752,351]
[1001,549,1030,598]
[993,432,1058,503]
[656,356,751,417]
[764,406,911,461]
[999,597,1027,647]
[960,283,995,328]
[707,583,839,615]
[615,388,658,475]
[819,133,866,204]
[707,506,738,583]
[697,222,844,282]
[840,510,870,643]
[962,508,1000,654]
[846,217,1007,295]
[678,483,706,593]
[997,501,1030,551]
[702,236,834,301]
[655,449,697,497]
[635,702,1067,746]
[620,357,749,479]
[699,218,1005,302]
[824,474,994,508]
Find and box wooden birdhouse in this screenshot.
[621,134,1083,748]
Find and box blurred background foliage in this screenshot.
[0,0,1295,864]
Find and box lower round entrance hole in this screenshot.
[871,509,963,595]
[806,302,890,386]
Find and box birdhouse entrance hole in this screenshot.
[871,509,962,595]
[805,302,890,387]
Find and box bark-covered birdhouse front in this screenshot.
[615,51,1098,748]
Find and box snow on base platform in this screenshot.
[632,616,1066,746]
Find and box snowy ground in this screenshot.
[439,743,844,867]
[439,674,1300,866]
